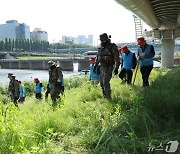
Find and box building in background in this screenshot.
[62,35,74,44]
[31,28,48,41]
[77,35,86,44]
[62,34,93,45]
[0,20,30,40]
[87,34,93,46]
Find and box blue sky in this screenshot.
[0,0,150,43]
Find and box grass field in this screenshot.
[0,67,180,153]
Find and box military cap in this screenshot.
[8,73,13,77]
[100,33,108,42]
[48,60,55,67]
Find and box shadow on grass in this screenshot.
[94,67,180,153]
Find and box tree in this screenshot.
[15,39,19,51]
[0,40,4,51]
[4,38,8,51]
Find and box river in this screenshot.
[0,61,161,87]
[0,63,80,87]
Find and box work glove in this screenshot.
[93,65,97,73]
[114,68,118,75]
[57,79,61,83]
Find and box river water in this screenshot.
[0,63,80,87]
[0,62,161,87]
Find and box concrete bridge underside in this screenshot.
[115,0,180,68]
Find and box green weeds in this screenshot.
[0,68,180,153]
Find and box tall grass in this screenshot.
[0,68,180,153]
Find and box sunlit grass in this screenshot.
[0,67,180,153]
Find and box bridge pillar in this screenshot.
[161,39,174,68]
[29,61,32,69]
[9,62,12,69]
[78,60,89,71]
[43,61,47,70]
[19,61,21,69]
[59,60,73,71]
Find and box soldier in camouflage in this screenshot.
[48,61,63,104]
[94,33,120,100]
[8,73,20,108]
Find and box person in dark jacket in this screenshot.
[8,73,19,108]
[119,45,137,84]
[94,33,120,100]
[137,37,155,87]
[48,61,63,103]
[34,78,43,99]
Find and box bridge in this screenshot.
[115,0,180,68]
[0,59,90,71]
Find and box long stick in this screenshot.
[80,81,89,88]
[132,59,140,85]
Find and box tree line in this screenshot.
[0,38,93,53]
[0,38,49,52]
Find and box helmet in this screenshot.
[48,60,55,67]
[120,45,128,53]
[99,33,108,42]
[89,57,95,62]
[34,78,39,82]
[137,37,145,45]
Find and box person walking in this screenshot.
[48,61,64,104]
[118,45,137,84]
[137,37,155,87]
[94,33,120,100]
[8,73,19,108]
[89,57,100,85]
[34,78,43,99]
[18,80,26,103]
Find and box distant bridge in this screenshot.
[0,59,90,71]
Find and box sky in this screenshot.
[0,0,151,44]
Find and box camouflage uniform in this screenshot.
[48,62,63,102]
[8,75,19,107]
[95,33,120,99]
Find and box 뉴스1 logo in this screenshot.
[148,140,179,152]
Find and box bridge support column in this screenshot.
[161,39,174,68]
[19,61,21,69]
[43,61,47,70]
[29,61,32,69]
[9,62,12,69]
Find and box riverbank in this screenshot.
[0,69,80,87]
[0,60,162,87]
[0,67,180,153]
